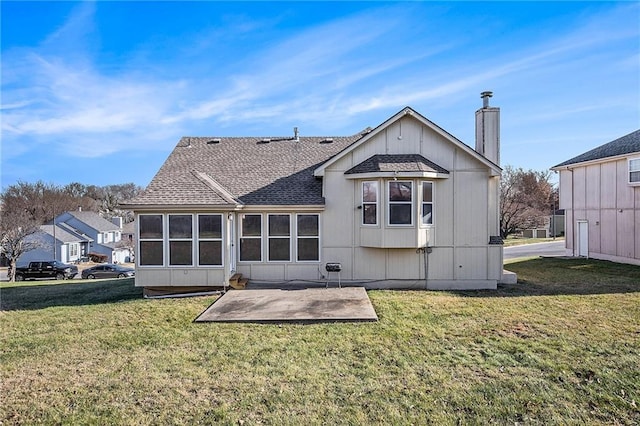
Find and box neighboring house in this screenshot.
[18,210,131,264]
[551,129,640,265]
[123,92,507,293]
[18,224,84,265]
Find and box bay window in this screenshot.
[388,181,413,225]
[422,182,434,225]
[362,181,378,225]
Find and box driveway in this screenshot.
[504,240,566,260]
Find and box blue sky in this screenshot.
[2,1,638,189]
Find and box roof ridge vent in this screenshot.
[207,138,221,144]
[320,138,334,144]
[258,138,271,144]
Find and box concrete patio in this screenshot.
[195,287,378,323]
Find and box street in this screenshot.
[504,240,566,260]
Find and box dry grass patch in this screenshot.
[1,258,639,424]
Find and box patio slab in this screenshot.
[195,287,378,323]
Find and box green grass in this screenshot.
[1,258,639,425]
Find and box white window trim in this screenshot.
[267,213,292,262]
[196,213,224,268]
[239,213,263,262]
[138,214,165,267]
[296,213,321,263]
[421,181,435,227]
[168,214,194,267]
[629,157,640,185]
[361,181,379,226]
[387,180,414,226]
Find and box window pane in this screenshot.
[199,241,222,266]
[422,203,433,225]
[240,238,261,261]
[389,182,412,201]
[199,215,222,238]
[169,241,192,265]
[297,215,319,236]
[140,241,163,265]
[269,215,290,236]
[140,215,163,239]
[422,182,433,202]
[242,215,261,236]
[630,159,640,172]
[269,238,290,261]
[169,215,192,238]
[363,181,377,202]
[363,205,377,225]
[389,204,412,225]
[631,171,640,183]
[298,238,319,261]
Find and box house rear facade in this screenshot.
[552,129,640,265]
[123,93,506,294]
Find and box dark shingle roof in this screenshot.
[126,135,363,206]
[345,154,449,175]
[553,129,640,168]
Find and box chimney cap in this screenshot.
[480,91,493,108]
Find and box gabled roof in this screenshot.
[64,211,121,232]
[315,107,501,177]
[40,225,84,243]
[124,135,363,208]
[345,154,449,175]
[552,129,640,168]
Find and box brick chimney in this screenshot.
[475,91,500,165]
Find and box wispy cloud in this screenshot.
[1,1,638,169]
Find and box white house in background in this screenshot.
[551,129,640,265]
[123,92,508,295]
[19,210,131,265]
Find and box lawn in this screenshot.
[1,258,639,425]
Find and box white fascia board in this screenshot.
[344,172,450,180]
[130,204,244,212]
[551,151,640,171]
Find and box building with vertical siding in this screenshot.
[123,92,508,294]
[552,130,640,265]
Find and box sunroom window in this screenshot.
[388,181,413,225]
[630,158,640,183]
[198,214,222,266]
[168,214,193,266]
[362,181,378,225]
[139,214,164,266]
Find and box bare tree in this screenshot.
[500,166,554,238]
[0,208,45,282]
